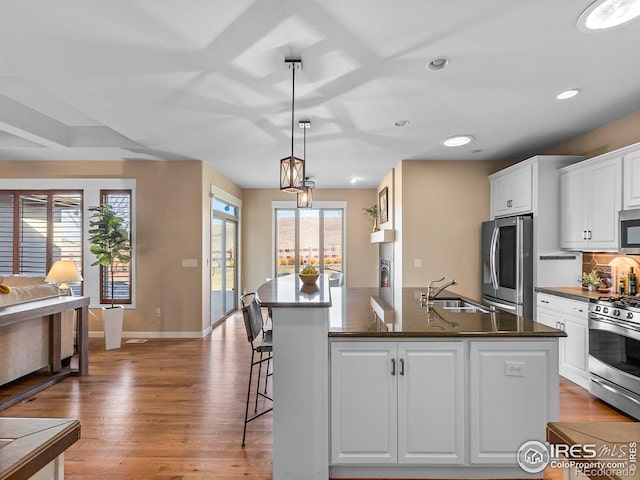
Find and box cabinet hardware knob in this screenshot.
[400,358,405,376]
[541,300,549,304]
[391,358,396,376]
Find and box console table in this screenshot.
[0,417,81,480]
[0,296,90,410]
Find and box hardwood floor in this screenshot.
[0,311,633,479]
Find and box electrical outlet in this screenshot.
[414,258,422,268]
[505,361,525,377]
[155,308,161,317]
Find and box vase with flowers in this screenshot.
[363,203,379,232]
[580,269,604,292]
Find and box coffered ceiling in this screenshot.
[0,1,639,188]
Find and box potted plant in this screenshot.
[88,204,131,350]
[580,269,604,292]
[362,203,379,232]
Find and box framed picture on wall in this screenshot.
[379,187,388,224]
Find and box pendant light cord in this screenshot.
[290,65,295,159]
[302,119,306,184]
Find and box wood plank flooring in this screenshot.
[0,311,633,479]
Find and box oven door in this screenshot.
[589,313,640,419]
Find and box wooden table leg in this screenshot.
[77,305,89,375]
[49,313,62,373]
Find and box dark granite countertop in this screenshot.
[257,273,331,308]
[535,286,610,302]
[329,287,566,338]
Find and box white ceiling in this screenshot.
[0,0,639,189]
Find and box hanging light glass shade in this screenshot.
[280,58,304,193]
[297,178,314,208]
[297,120,313,208]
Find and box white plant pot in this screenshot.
[103,306,124,350]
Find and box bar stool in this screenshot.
[241,297,273,446]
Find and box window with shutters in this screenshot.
[0,190,83,294]
[99,190,132,305]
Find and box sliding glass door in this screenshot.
[211,199,238,324]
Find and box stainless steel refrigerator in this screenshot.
[482,215,533,318]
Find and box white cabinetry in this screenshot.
[490,161,533,217]
[560,155,622,251]
[536,293,589,388]
[623,147,640,210]
[330,341,464,465]
[469,340,559,464]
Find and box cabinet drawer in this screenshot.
[536,293,588,317]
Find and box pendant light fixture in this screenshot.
[297,120,314,208]
[280,58,304,193]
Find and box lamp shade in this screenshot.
[280,155,304,192]
[45,260,83,283]
[297,185,313,208]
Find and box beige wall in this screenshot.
[398,160,511,299]
[0,159,228,335]
[241,188,378,293]
[545,111,640,158]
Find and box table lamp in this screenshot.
[45,260,83,295]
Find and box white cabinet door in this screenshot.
[331,342,397,464]
[536,293,589,389]
[560,312,589,384]
[623,148,640,210]
[490,162,533,218]
[587,157,621,250]
[469,341,558,465]
[492,173,512,218]
[560,157,621,251]
[397,342,464,464]
[560,166,588,249]
[508,162,533,214]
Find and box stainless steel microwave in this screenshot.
[620,209,640,254]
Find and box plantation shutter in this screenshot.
[0,191,83,287]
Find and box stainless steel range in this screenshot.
[589,295,640,419]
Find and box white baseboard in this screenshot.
[89,330,210,339]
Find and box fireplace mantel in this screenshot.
[370,229,394,243]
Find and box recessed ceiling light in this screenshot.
[441,135,474,147]
[394,120,410,127]
[427,57,449,71]
[556,89,581,100]
[578,0,640,31]
[350,178,358,184]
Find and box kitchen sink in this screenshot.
[431,298,492,314]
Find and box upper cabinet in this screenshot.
[623,148,640,210]
[490,161,533,217]
[489,155,583,220]
[560,155,622,251]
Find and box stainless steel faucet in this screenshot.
[427,277,457,303]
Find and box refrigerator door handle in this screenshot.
[489,226,499,290]
[483,297,518,312]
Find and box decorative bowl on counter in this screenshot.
[299,273,319,285]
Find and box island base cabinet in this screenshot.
[397,344,464,464]
[469,340,560,465]
[330,341,464,466]
[330,342,398,464]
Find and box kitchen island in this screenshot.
[257,276,565,480]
